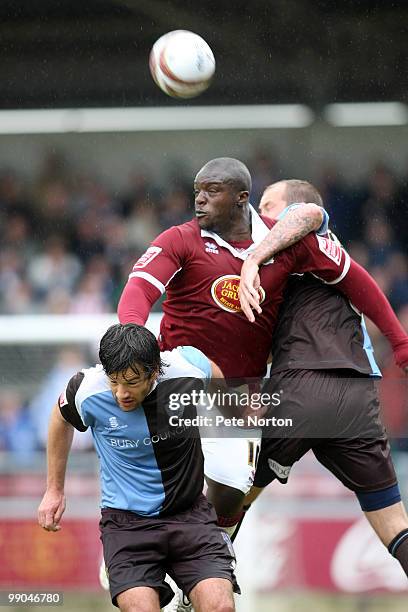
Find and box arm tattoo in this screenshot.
[252,205,323,265]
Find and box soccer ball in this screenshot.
[149,30,215,99]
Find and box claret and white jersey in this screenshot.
[126,207,350,381]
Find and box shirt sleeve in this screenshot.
[287,232,350,284]
[118,225,189,323]
[336,260,408,368]
[177,346,212,381]
[128,226,187,293]
[58,372,88,432]
[117,275,161,324]
[278,204,329,235]
[284,234,408,369]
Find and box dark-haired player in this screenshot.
[38,323,239,612]
[238,179,408,578]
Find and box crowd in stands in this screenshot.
[0,149,407,454]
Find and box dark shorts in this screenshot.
[100,494,239,608]
[254,369,397,493]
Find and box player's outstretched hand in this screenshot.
[239,258,262,322]
[38,489,66,532]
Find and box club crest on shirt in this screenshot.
[316,235,342,265]
[105,416,128,432]
[211,275,265,313]
[133,246,162,269]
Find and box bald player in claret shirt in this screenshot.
[118,157,332,541]
[119,207,399,380]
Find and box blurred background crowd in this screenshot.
[2,148,408,317]
[1,146,408,456]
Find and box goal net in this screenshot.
[0,313,162,401]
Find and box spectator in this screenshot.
[27,235,82,301]
[246,148,280,204]
[363,217,397,267]
[158,187,191,229]
[29,348,93,451]
[125,199,162,252]
[318,165,359,243]
[0,390,38,461]
[386,253,408,312]
[69,273,111,314]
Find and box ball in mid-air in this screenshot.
[149,30,215,98]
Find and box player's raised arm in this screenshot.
[37,404,74,532]
[259,202,325,255]
[336,261,408,371]
[118,226,186,324]
[240,203,326,321]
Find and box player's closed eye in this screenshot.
[109,379,143,386]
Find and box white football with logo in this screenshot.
[149,30,215,98]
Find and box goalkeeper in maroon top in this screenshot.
[118,158,408,538]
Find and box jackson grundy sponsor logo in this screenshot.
[211,275,265,313]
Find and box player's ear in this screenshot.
[148,367,160,384]
[236,190,249,206]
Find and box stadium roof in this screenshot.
[1,1,407,109]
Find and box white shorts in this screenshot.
[201,433,261,494]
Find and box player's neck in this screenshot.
[217,210,252,243]
[218,227,252,243]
